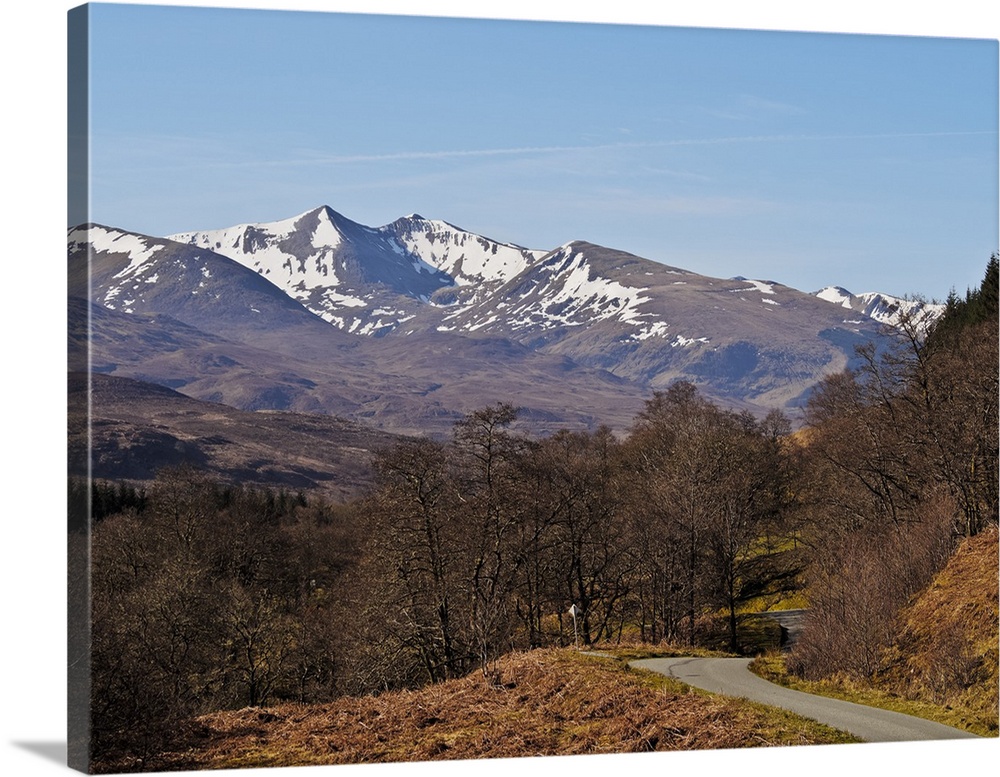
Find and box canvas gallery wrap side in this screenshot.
[67,1,999,774]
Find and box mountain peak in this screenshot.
[300,204,349,227]
[553,240,592,254]
[815,286,855,308]
[389,213,464,233]
[816,284,854,297]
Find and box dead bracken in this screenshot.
[135,648,855,772]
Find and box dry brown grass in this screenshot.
[121,648,855,772]
[880,525,999,733]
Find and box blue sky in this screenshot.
[82,1,998,302]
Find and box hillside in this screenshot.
[69,372,402,500]
[119,649,856,773]
[880,526,999,732]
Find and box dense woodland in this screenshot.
[75,256,999,767]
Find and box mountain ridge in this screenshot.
[70,205,920,436]
[814,284,945,333]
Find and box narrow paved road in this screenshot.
[630,656,980,743]
[756,609,808,649]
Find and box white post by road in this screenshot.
[568,604,580,649]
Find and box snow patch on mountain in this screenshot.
[671,335,711,348]
[72,226,166,274]
[731,277,776,295]
[815,286,854,308]
[310,210,343,250]
[629,322,672,341]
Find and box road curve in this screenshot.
[630,656,980,743]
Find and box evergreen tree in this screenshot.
[930,253,999,345]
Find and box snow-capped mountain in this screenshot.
[68,223,346,339]
[70,206,905,434]
[167,207,442,336]
[170,207,706,342]
[168,206,546,337]
[167,205,890,345]
[814,285,945,334]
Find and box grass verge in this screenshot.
[750,652,995,737]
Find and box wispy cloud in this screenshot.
[705,94,808,123]
[634,166,714,183]
[579,188,782,217]
[739,94,809,116]
[284,130,995,166]
[93,129,996,177]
